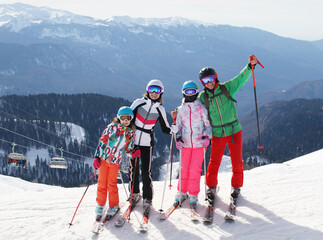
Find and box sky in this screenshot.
[1,0,323,41]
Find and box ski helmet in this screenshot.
[182,80,198,91]
[146,79,164,93]
[117,106,133,120]
[199,67,218,81]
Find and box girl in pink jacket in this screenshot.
[174,80,212,209]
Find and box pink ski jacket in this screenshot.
[176,99,212,148]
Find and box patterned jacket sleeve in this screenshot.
[94,124,115,159]
[123,129,136,158]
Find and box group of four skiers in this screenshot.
[92,55,258,223]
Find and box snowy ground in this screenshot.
[1,149,323,240]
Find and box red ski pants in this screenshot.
[206,130,243,188]
[96,160,120,207]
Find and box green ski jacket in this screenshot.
[198,64,252,137]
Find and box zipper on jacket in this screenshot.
[214,98,225,137]
[138,102,153,146]
[189,104,193,148]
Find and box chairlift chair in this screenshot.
[8,142,27,168]
[49,148,68,169]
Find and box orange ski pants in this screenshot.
[96,160,120,207]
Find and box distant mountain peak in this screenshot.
[0,3,101,31]
[108,15,208,27]
[0,3,211,32]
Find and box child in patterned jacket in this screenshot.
[174,80,212,209]
[93,106,139,221]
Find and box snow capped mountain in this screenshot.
[110,15,207,28]
[0,3,102,31]
[0,3,205,33]
[1,149,323,239]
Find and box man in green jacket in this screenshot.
[198,55,258,205]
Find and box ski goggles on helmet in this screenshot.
[118,115,133,122]
[182,88,198,95]
[200,74,217,85]
[147,85,162,94]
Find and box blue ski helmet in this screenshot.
[182,80,198,91]
[117,106,133,119]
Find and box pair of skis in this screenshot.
[203,195,239,224]
[159,194,189,220]
[92,203,125,234]
[114,195,150,232]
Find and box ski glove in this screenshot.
[170,124,179,134]
[132,148,141,159]
[93,157,101,169]
[176,136,184,149]
[202,136,210,148]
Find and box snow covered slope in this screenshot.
[1,149,323,240]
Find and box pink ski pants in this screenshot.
[177,147,205,196]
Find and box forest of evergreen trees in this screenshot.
[0,94,322,187]
[0,94,172,187]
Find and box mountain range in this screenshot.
[0,3,323,113]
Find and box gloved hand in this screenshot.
[93,157,101,169]
[132,148,141,159]
[170,124,178,134]
[176,136,184,149]
[249,54,257,68]
[202,136,210,148]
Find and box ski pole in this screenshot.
[119,167,129,200]
[203,147,207,201]
[128,156,138,221]
[169,116,177,189]
[250,55,264,149]
[159,134,174,213]
[169,134,175,189]
[68,169,96,228]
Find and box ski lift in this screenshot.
[8,142,27,168]
[49,148,68,169]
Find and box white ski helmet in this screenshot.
[146,79,164,93]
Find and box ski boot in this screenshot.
[95,204,105,221]
[231,187,240,200]
[130,193,141,208]
[174,192,187,207]
[189,195,198,209]
[206,186,217,207]
[143,199,152,218]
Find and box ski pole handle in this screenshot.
[249,55,264,68]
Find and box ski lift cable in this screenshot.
[0,138,86,163]
[0,126,91,160]
[0,99,44,121]
[0,98,99,147]
[0,109,96,151]
[0,138,87,164]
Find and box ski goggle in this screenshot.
[200,74,217,85]
[147,85,162,94]
[183,88,198,95]
[118,115,133,121]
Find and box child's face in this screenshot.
[120,120,130,127]
[119,115,132,127]
[149,92,160,100]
